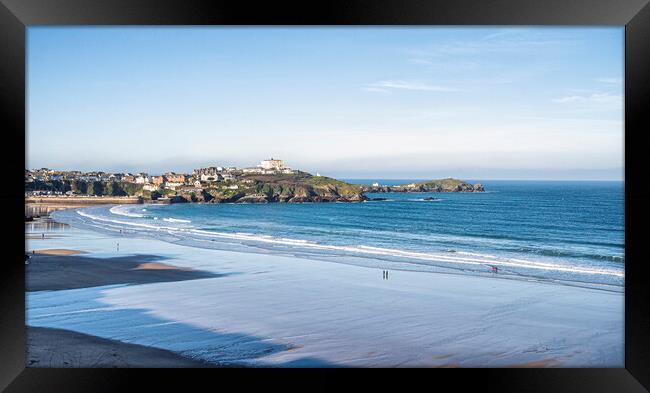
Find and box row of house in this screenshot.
[26,158,297,192]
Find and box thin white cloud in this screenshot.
[596,77,622,84]
[365,80,457,92]
[361,87,388,93]
[553,92,622,104]
[407,30,579,59]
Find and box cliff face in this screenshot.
[27,175,483,205]
[362,178,484,193]
[171,173,368,204]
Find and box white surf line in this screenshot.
[77,210,624,278]
[109,205,145,218]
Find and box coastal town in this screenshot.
[25,157,484,207]
[25,158,374,205]
[26,158,296,197]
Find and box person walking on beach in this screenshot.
[41,233,44,239]
[116,242,119,252]
[386,270,389,280]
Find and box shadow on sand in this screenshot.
[26,254,228,291]
[26,256,340,367]
[28,285,340,367]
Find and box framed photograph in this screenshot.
[2,0,649,391]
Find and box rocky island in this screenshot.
[25,159,484,206]
[361,178,484,193]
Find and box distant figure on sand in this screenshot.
[116,242,119,252]
[491,265,498,273]
[41,233,44,239]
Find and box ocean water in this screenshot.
[52,180,625,290]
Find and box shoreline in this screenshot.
[26,199,135,222]
[26,196,142,205]
[25,202,623,367]
[25,224,228,367]
[55,203,623,293]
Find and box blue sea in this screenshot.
[53,180,625,290]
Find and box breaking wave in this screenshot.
[56,204,625,290]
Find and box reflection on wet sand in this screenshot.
[26,204,73,217]
[26,218,69,232]
[25,204,70,233]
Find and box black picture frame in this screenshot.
[1,0,649,391]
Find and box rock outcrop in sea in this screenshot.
[361,178,484,194]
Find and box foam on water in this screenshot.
[163,218,192,223]
[109,205,145,218]
[57,200,624,289]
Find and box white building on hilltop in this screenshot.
[259,158,286,170]
[255,158,295,174]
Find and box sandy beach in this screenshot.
[26,253,220,291]
[27,326,216,368]
[25,212,623,368]
[25,221,227,367]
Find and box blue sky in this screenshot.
[27,27,624,180]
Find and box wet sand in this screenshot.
[26,212,623,367]
[27,326,217,368]
[26,254,222,291]
[31,249,87,255]
[25,234,65,240]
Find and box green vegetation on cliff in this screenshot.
[26,180,144,197]
[361,178,484,193]
[415,178,465,188]
[26,174,483,204]
[198,172,366,203]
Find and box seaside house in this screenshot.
[200,173,223,182]
[165,173,188,184]
[135,174,150,184]
[152,176,166,187]
[242,167,261,174]
[194,166,219,176]
[164,181,185,190]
